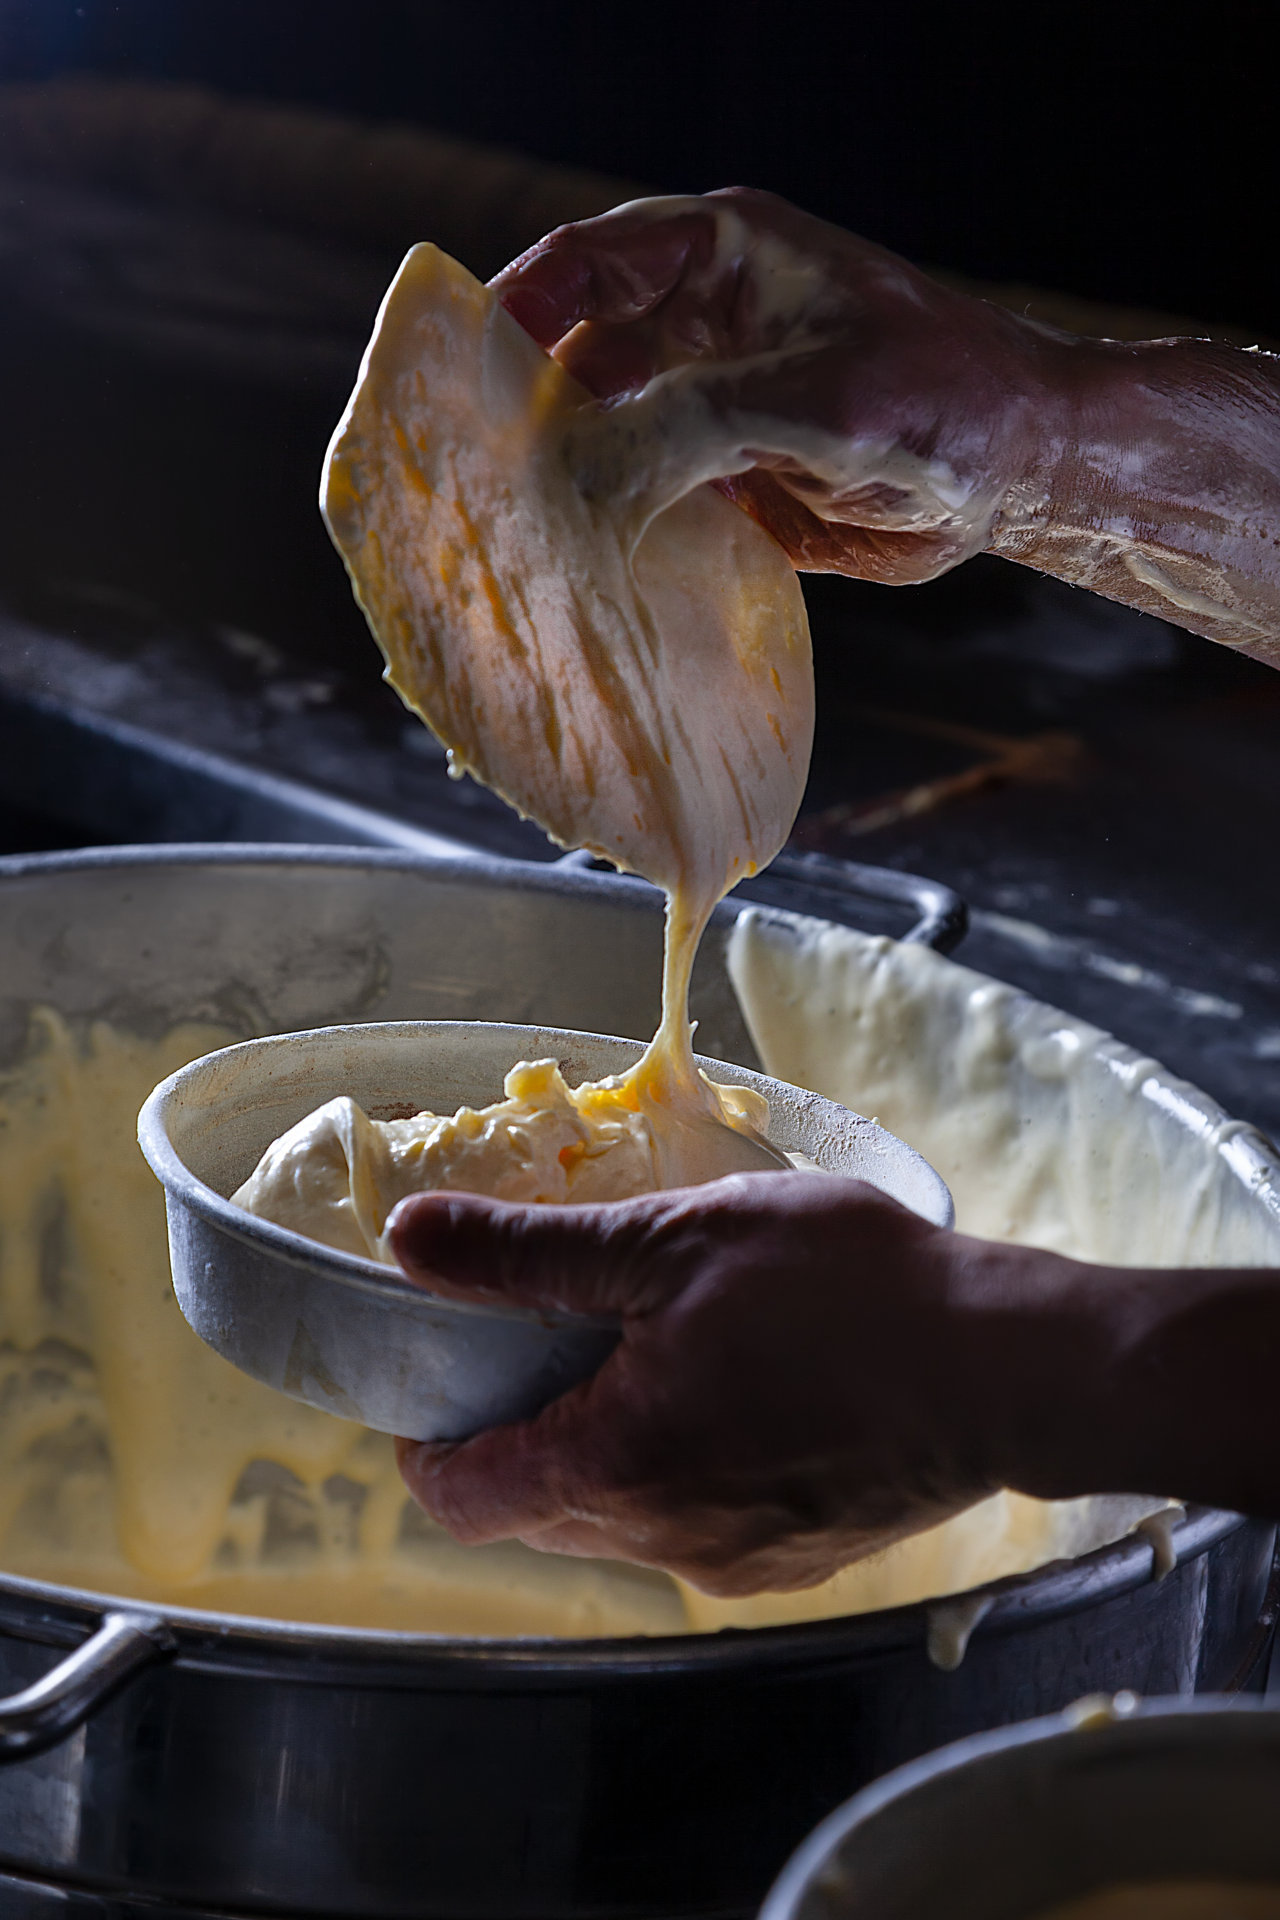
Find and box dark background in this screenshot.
[0,0,1275,331]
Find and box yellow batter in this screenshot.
[0,1008,687,1632]
[232,1058,781,1263]
[230,242,814,1247]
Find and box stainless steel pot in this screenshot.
[760,1694,1280,1920]
[0,1509,1269,1919]
[0,845,1271,1920]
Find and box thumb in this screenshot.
[386,1187,696,1320]
[561,348,855,550]
[561,358,778,534]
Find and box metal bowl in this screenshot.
[761,1694,1280,1920]
[137,1018,954,1440]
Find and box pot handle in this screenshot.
[0,1611,172,1763]
[758,851,968,954]
[555,848,969,954]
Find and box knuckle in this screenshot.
[709,184,766,213]
[576,1417,654,1505]
[412,1463,487,1544]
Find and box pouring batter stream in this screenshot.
[234,243,815,1246]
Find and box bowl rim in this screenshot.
[135,1016,955,1319]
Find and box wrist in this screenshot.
[984,328,1122,562]
[938,1238,1140,1502]
[989,330,1272,556]
[973,1253,1280,1516]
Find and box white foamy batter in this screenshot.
[725,909,1280,1268]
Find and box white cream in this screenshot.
[924,1592,993,1672]
[1123,549,1268,636]
[565,378,994,567]
[725,908,1280,1267]
[1137,1505,1186,1582]
[233,1056,777,1263]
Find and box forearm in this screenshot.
[965,1247,1280,1517]
[993,336,1280,664]
[493,192,1280,650]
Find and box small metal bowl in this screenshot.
[138,1020,953,1442]
[760,1694,1280,1920]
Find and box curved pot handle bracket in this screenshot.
[0,1612,173,1763]
[555,847,970,955]
[760,851,968,954]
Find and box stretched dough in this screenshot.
[321,243,813,933]
[305,242,814,1193]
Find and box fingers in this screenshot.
[388,1185,702,1319]
[397,1401,752,1572]
[717,470,868,572]
[491,187,819,351]
[399,1413,931,1594]
[491,195,718,349]
[396,1370,634,1547]
[553,316,667,402]
[393,1174,958,1582]
[723,470,971,582]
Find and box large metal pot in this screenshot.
[0,845,1272,1919]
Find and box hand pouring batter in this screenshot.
[139,242,952,1436]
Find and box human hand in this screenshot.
[391,1173,1085,1596]
[494,187,1280,654]
[491,187,1071,586]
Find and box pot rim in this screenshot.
[0,1506,1246,1682]
[6,838,1275,1188]
[0,839,660,904]
[7,840,1276,1217]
